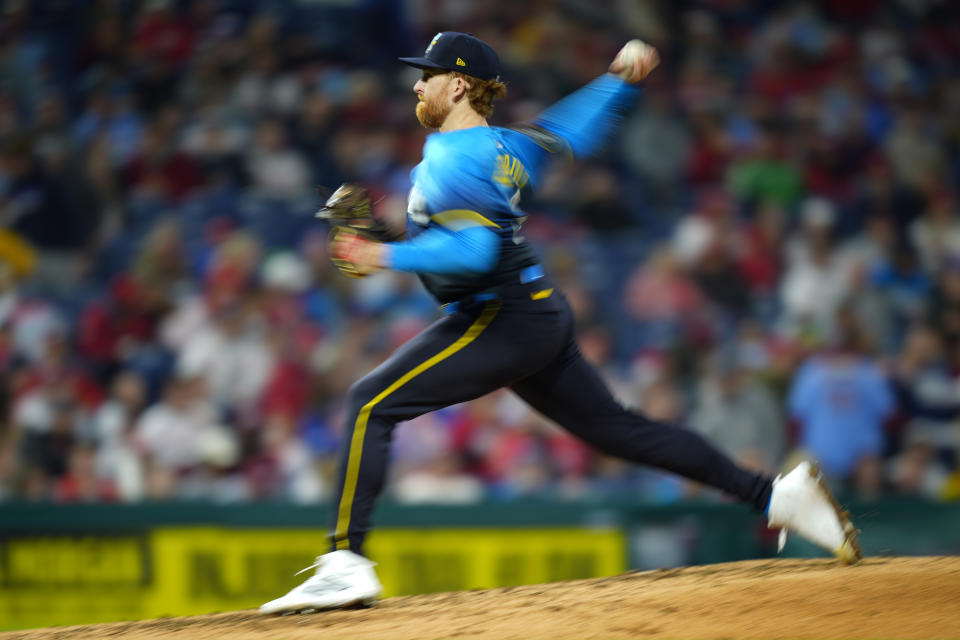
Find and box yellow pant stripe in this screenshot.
[334,301,502,548]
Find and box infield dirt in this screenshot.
[3,556,958,640]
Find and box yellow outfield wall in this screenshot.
[0,527,626,629]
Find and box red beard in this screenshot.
[416,96,451,129]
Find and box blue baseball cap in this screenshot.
[399,31,501,81]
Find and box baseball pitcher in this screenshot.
[260,32,860,615]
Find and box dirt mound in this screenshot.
[4,556,959,640]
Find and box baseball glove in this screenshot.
[316,183,396,241]
[328,225,383,278]
[317,183,400,278]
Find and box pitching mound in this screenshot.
[4,556,959,640]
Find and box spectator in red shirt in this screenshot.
[78,274,162,380]
[55,443,118,503]
[123,120,203,202]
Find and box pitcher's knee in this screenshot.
[346,373,400,423]
[347,376,375,406]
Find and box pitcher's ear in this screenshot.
[452,75,470,100]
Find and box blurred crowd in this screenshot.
[2,0,960,506]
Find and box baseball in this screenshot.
[611,39,660,83]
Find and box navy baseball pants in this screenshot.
[330,276,773,554]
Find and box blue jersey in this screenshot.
[392,74,639,303]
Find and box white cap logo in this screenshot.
[425,32,442,55]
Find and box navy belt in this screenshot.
[441,264,544,315]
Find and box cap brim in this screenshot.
[398,56,449,71]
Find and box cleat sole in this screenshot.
[262,596,378,616]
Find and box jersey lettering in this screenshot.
[493,153,529,190]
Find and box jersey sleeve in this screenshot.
[388,225,499,275]
[531,74,641,158]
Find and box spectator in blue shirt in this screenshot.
[788,308,896,496]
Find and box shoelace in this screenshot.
[295,557,325,577]
[292,553,378,578]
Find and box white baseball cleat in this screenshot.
[259,550,383,614]
[767,461,862,564]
